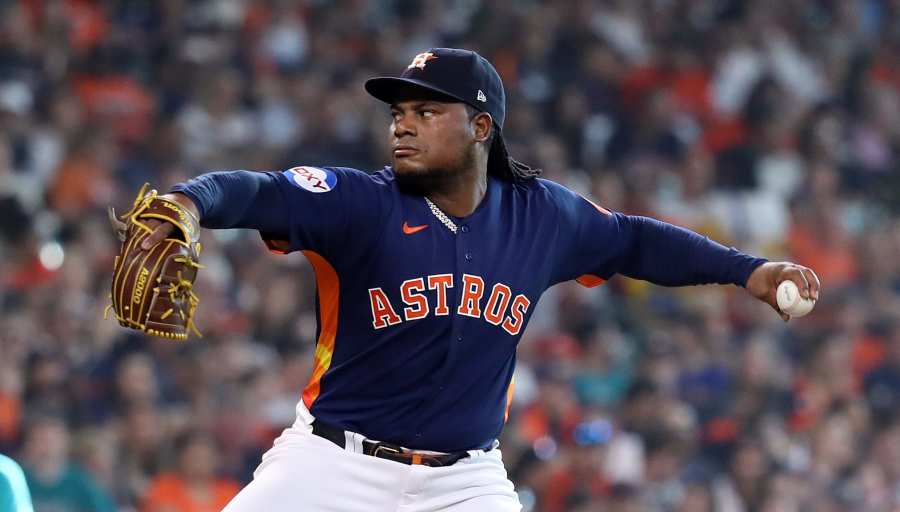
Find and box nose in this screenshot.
[392,113,415,139]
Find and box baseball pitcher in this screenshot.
[108,48,820,511]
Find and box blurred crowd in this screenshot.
[1,0,899,511]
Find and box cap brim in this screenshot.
[365,77,467,106]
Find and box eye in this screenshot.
[390,110,401,121]
[419,109,435,118]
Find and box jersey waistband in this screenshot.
[292,400,498,456]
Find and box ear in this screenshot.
[472,112,493,143]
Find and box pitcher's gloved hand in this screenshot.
[107,184,203,340]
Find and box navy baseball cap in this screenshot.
[365,48,506,130]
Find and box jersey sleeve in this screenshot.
[546,180,767,288]
[171,166,385,256]
[263,166,386,255]
[548,184,622,286]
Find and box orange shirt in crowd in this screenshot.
[72,76,155,142]
[788,221,858,288]
[141,474,240,512]
[48,156,108,215]
[541,465,609,512]
[0,392,20,445]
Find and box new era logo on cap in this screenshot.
[476,90,487,102]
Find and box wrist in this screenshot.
[741,258,769,288]
[163,192,201,221]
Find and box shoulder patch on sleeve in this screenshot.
[284,166,338,193]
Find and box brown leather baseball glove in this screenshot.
[106,184,203,340]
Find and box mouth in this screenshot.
[393,145,420,158]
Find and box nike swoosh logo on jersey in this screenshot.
[402,222,428,235]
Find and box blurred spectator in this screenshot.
[19,415,114,512]
[140,430,239,512]
[0,453,34,512]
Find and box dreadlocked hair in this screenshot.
[465,104,541,182]
[487,132,542,182]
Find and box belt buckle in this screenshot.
[372,443,403,458]
[371,443,448,466]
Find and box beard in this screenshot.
[394,143,476,196]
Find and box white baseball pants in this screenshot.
[222,405,522,511]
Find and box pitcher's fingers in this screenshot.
[141,220,173,250]
[801,267,821,300]
[784,266,811,300]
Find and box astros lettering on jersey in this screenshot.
[368,273,530,336]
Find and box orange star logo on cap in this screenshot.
[407,52,437,70]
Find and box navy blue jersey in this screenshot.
[172,166,765,452]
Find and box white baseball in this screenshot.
[776,280,815,317]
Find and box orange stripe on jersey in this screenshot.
[582,196,612,216]
[504,375,516,422]
[576,274,606,287]
[301,251,340,409]
[263,238,291,254]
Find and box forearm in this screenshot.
[619,216,767,287]
[170,171,287,233]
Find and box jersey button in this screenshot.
[461,225,470,233]
[457,336,463,342]
[464,252,472,261]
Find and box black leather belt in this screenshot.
[311,420,481,467]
